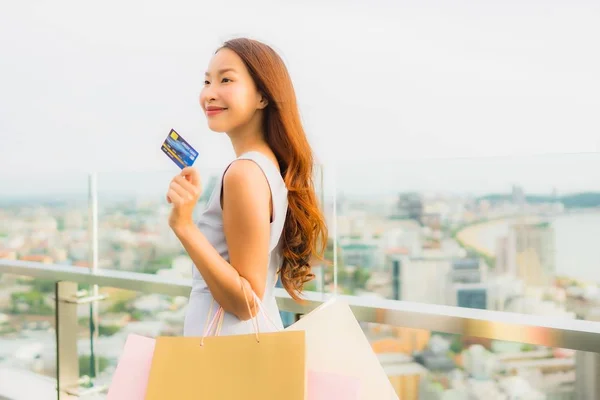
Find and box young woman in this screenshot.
[166,38,328,336]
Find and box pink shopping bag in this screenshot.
[308,370,360,400]
[106,334,155,400]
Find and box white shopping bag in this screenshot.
[285,298,399,400]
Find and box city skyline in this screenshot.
[2,155,599,199]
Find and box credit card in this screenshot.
[161,129,198,169]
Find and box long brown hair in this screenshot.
[220,38,327,301]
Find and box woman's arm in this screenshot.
[168,161,272,320]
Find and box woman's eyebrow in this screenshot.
[205,68,236,77]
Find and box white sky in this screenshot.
[1,0,599,196]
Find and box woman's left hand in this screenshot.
[167,167,202,230]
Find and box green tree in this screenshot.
[324,238,344,269]
[336,266,371,294]
[79,355,109,377]
[56,217,65,231]
[140,264,163,275]
[141,255,176,274]
[304,280,317,292]
[30,279,55,293]
[10,291,53,315]
[521,343,537,352]
[353,267,371,290]
[130,310,144,321]
[449,335,463,354]
[98,325,121,336]
[108,300,129,313]
[336,267,353,293]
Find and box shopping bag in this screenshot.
[144,278,307,400]
[106,334,155,400]
[253,293,361,400]
[286,298,399,400]
[308,370,360,400]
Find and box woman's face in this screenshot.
[199,48,265,133]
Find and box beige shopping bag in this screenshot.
[145,279,307,400]
[286,298,399,400]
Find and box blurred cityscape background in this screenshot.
[1,153,600,399]
[1,0,599,399]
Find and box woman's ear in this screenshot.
[258,93,269,109]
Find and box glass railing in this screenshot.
[0,274,57,382]
[93,164,326,275]
[78,286,187,394]
[0,172,91,399]
[333,152,600,322]
[11,153,600,321]
[95,168,223,276]
[2,153,600,398]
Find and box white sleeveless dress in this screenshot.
[183,151,287,336]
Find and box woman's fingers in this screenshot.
[167,188,184,205]
[170,180,188,197]
[181,167,201,187]
[167,167,201,207]
[174,175,199,198]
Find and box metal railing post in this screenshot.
[55,280,109,398]
[88,172,100,380]
[55,281,80,400]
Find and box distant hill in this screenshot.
[478,192,600,209]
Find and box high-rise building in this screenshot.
[393,193,424,224]
[445,258,495,310]
[339,241,378,269]
[495,235,517,277]
[512,184,526,208]
[381,228,422,260]
[387,255,450,305]
[448,258,487,284]
[513,222,556,287]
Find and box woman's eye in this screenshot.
[222,78,231,83]
[204,80,210,85]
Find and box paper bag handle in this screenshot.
[199,275,263,346]
[200,299,224,346]
[240,275,261,343]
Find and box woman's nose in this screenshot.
[202,86,217,103]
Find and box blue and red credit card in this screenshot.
[161,129,198,169]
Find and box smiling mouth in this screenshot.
[206,108,227,116]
